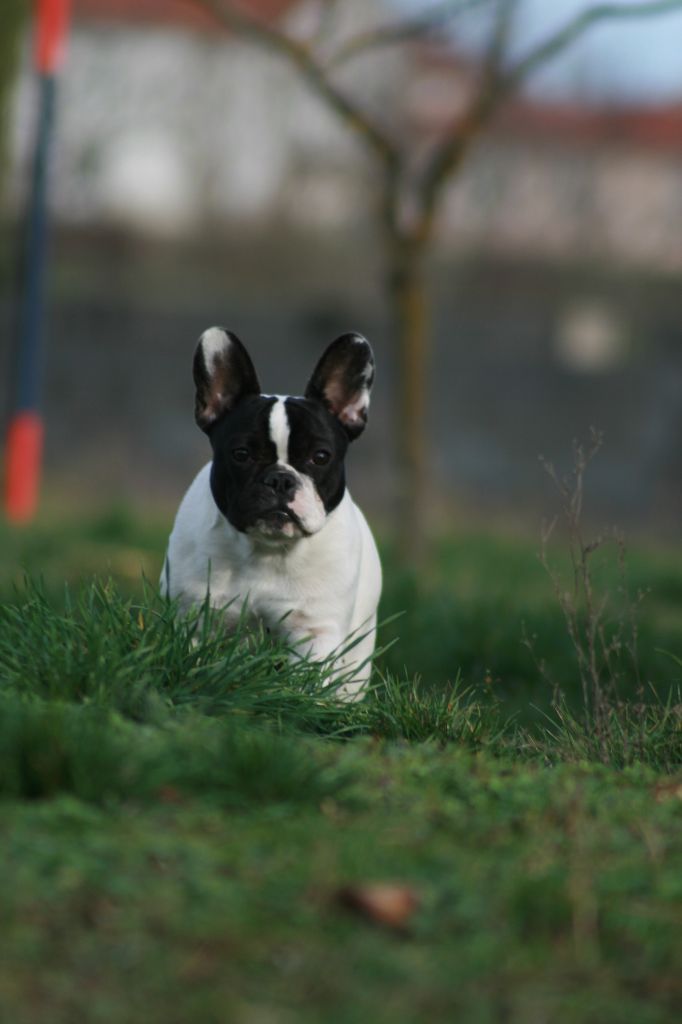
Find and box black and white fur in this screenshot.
[161,327,382,699]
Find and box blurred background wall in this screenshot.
[1,0,681,536]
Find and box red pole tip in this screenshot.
[4,413,44,524]
[35,0,72,75]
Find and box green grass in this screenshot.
[1,506,680,723]
[378,533,682,721]
[0,511,680,1022]
[3,748,681,1024]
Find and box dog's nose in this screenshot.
[263,468,298,497]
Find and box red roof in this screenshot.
[497,101,682,154]
[74,0,299,32]
[73,2,682,154]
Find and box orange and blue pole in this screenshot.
[4,0,71,523]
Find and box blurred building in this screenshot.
[8,0,400,236]
[7,0,682,272]
[2,0,681,533]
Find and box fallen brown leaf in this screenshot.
[654,780,682,803]
[335,883,420,931]
[157,785,185,805]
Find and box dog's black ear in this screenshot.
[304,333,375,441]
[193,327,261,432]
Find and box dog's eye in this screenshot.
[311,449,331,467]
[232,448,250,463]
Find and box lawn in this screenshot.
[0,508,680,1023]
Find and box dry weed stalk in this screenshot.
[535,430,648,759]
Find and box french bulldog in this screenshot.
[161,327,382,699]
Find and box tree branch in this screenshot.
[506,0,682,88]
[325,0,497,70]
[308,0,341,49]
[483,0,518,77]
[413,0,514,244]
[193,0,682,249]
[414,0,682,245]
[193,0,400,170]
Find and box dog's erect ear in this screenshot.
[304,333,375,440]
[193,327,261,432]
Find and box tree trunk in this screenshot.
[387,234,430,563]
[0,1,27,260]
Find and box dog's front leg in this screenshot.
[285,623,344,668]
[283,620,368,702]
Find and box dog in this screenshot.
[161,327,382,699]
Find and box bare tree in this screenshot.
[194,0,682,559]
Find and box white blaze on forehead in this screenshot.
[268,397,290,464]
[264,396,328,536]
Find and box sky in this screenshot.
[393,0,682,104]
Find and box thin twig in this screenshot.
[506,0,682,89]
[325,0,497,69]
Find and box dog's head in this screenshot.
[193,327,375,542]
